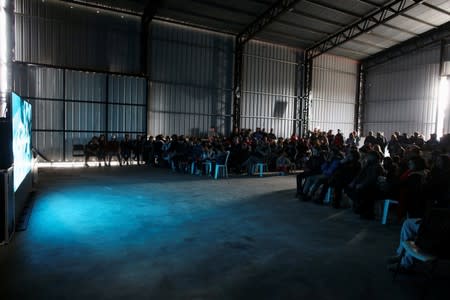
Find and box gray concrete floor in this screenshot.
[0,166,448,300]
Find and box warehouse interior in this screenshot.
[1,0,450,299]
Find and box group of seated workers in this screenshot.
[296,130,450,218]
[83,127,299,175]
[295,130,450,274]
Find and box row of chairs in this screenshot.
[191,153,272,179]
[322,186,400,225]
[191,151,231,180]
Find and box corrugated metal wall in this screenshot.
[13,65,65,161]
[443,77,450,135]
[364,45,440,139]
[310,55,358,136]
[13,64,147,161]
[241,40,300,139]
[14,0,141,74]
[13,0,146,161]
[149,21,233,137]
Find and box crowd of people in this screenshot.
[82,127,450,273]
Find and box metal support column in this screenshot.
[355,63,365,135]
[301,52,313,137]
[62,70,66,161]
[233,40,243,131]
[105,75,109,138]
[233,0,303,131]
[293,52,303,136]
[140,0,162,76]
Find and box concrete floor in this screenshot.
[0,166,448,300]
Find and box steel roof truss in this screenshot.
[306,0,423,59]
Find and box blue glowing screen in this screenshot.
[12,92,32,192]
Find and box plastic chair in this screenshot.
[214,151,230,179]
[381,199,399,225]
[253,162,268,177]
[202,161,212,176]
[324,187,333,204]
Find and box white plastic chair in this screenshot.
[214,151,230,179]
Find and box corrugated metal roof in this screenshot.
[66,0,450,61]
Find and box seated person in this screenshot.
[241,140,270,176]
[346,151,384,219]
[84,136,100,167]
[302,148,342,203]
[329,149,361,208]
[387,218,422,272]
[275,151,291,174]
[388,208,450,272]
[296,146,325,198]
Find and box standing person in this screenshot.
[334,129,344,150]
[376,132,387,153]
[387,134,404,157]
[120,134,132,165]
[133,135,143,165]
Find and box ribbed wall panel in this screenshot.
[109,75,146,105]
[13,64,64,99]
[65,71,107,101]
[364,45,440,138]
[108,104,146,133]
[33,132,64,162]
[241,40,299,138]
[149,21,233,136]
[13,64,65,161]
[310,55,358,136]
[14,0,140,73]
[65,102,106,132]
[30,99,63,131]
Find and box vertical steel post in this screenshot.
[301,52,313,137]
[293,52,303,136]
[356,64,365,136]
[233,39,243,131]
[105,75,109,138]
[62,70,66,161]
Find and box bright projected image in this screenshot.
[12,92,32,192]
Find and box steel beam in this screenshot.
[237,0,302,44]
[141,0,163,75]
[306,0,424,59]
[363,21,450,70]
[359,0,437,29]
[233,0,302,130]
[59,0,141,16]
